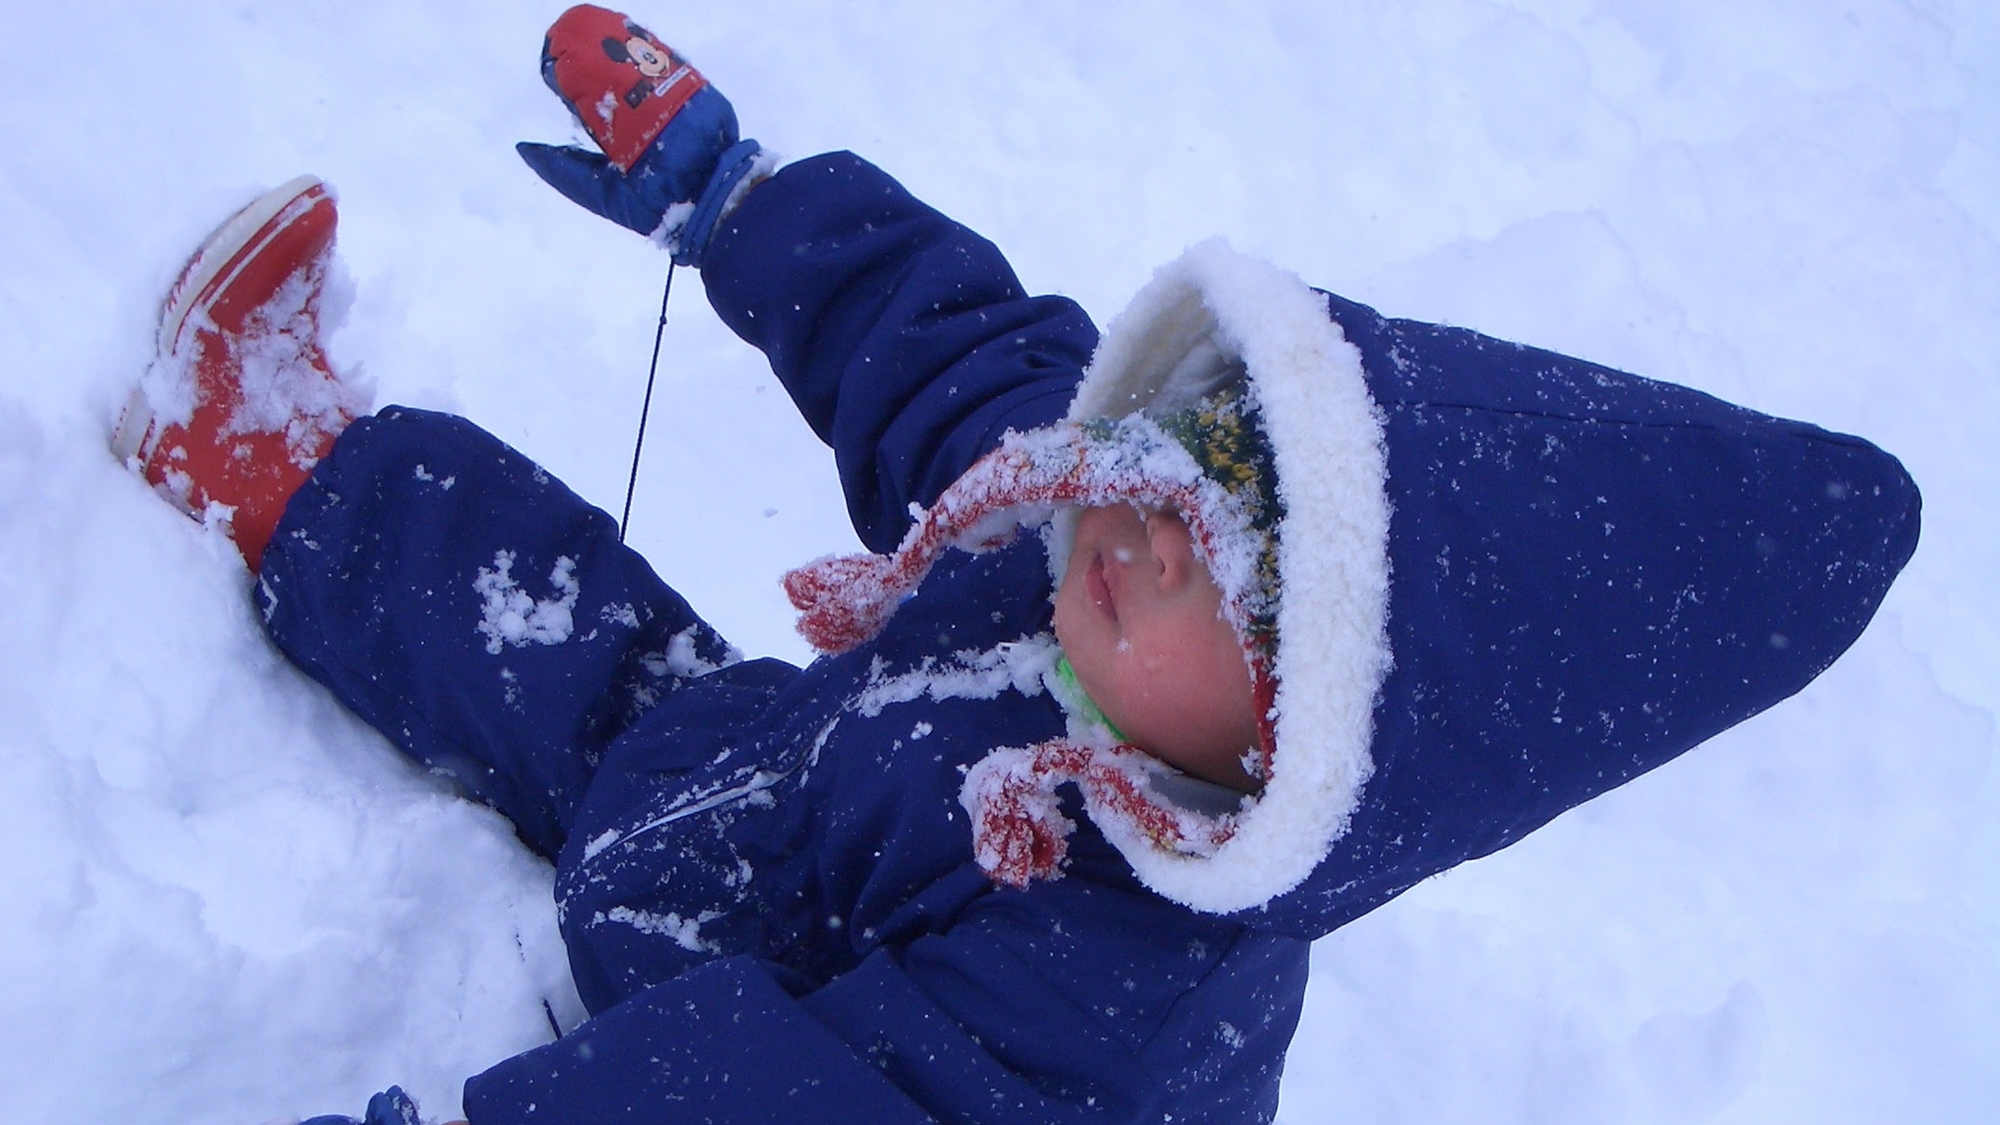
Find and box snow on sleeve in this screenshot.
[412,464,456,489]
[660,623,740,678]
[597,906,723,955]
[474,551,581,655]
[852,635,1059,717]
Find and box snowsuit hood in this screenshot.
[1050,242,1394,913]
[785,237,1919,936]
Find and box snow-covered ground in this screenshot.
[1,1,1993,1121]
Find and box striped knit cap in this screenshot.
[784,388,1280,675]
[781,389,1284,890]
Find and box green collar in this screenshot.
[1053,654,1128,743]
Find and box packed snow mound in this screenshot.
[0,394,585,1121]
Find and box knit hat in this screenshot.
[785,241,1393,914]
[1135,386,1283,660]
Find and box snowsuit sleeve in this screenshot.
[698,152,1100,553]
[463,877,1307,1124]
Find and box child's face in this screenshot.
[1053,504,1262,792]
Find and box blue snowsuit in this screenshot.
[260,153,1918,1123]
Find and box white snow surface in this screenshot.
[0,2,1993,1123]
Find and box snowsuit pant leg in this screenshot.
[256,406,740,860]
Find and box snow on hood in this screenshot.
[1052,239,1393,913]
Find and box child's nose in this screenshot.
[1147,513,1200,591]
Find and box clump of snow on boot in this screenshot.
[221,260,367,467]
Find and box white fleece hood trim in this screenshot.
[1063,240,1393,914]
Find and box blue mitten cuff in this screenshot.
[516,87,769,268]
[664,137,769,267]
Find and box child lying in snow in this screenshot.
[114,6,1920,1123]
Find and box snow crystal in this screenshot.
[663,624,739,678]
[597,906,720,954]
[412,464,453,489]
[853,635,1059,717]
[650,201,697,249]
[215,264,366,467]
[199,498,237,536]
[473,551,580,655]
[136,349,198,434]
[580,827,622,865]
[635,624,741,683]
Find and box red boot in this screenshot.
[113,175,366,571]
